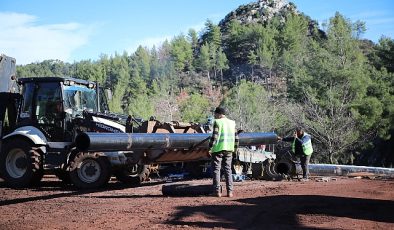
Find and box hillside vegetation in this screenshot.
[16,0,394,166]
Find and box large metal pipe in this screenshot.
[75,132,278,152]
[275,161,394,178]
[309,164,394,177]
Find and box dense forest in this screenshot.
[16,0,394,166]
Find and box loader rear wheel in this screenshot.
[0,139,43,188]
[54,169,71,184]
[114,164,150,185]
[69,152,111,189]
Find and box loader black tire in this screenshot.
[275,161,293,175]
[114,164,150,185]
[162,184,213,197]
[251,163,264,179]
[29,147,44,185]
[55,148,79,184]
[69,152,111,189]
[0,139,43,188]
[263,160,283,181]
[54,169,71,184]
[275,159,300,179]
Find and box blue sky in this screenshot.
[1,0,393,65]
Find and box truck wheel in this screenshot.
[69,152,111,189]
[114,164,150,185]
[0,139,43,188]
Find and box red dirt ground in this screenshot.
[0,176,393,230]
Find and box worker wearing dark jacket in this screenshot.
[279,127,313,180]
[209,107,239,197]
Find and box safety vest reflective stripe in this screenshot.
[211,118,235,153]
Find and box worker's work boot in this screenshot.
[227,191,234,198]
[213,191,222,197]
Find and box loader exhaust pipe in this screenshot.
[75,132,278,152]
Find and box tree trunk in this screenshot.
[329,150,334,164]
[220,69,224,94]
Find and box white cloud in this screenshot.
[126,17,220,54]
[127,35,172,53]
[0,12,91,65]
[189,22,206,33]
[126,15,230,55]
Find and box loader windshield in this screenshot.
[63,85,97,116]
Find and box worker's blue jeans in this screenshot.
[212,151,233,193]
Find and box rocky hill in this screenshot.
[219,0,298,29]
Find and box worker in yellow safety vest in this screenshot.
[278,126,313,181]
[209,107,239,197]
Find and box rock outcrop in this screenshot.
[219,0,298,29]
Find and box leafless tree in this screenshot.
[154,91,180,122]
[287,83,375,164]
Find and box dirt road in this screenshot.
[0,176,393,229]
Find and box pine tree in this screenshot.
[108,52,130,113]
[216,47,229,89]
[202,19,222,47]
[198,43,211,81]
[134,46,151,80]
[170,35,193,72]
[296,13,371,163]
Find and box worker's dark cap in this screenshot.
[214,107,226,115]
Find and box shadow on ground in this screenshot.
[0,178,166,206]
[168,194,394,229]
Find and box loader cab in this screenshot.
[17,77,100,141]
